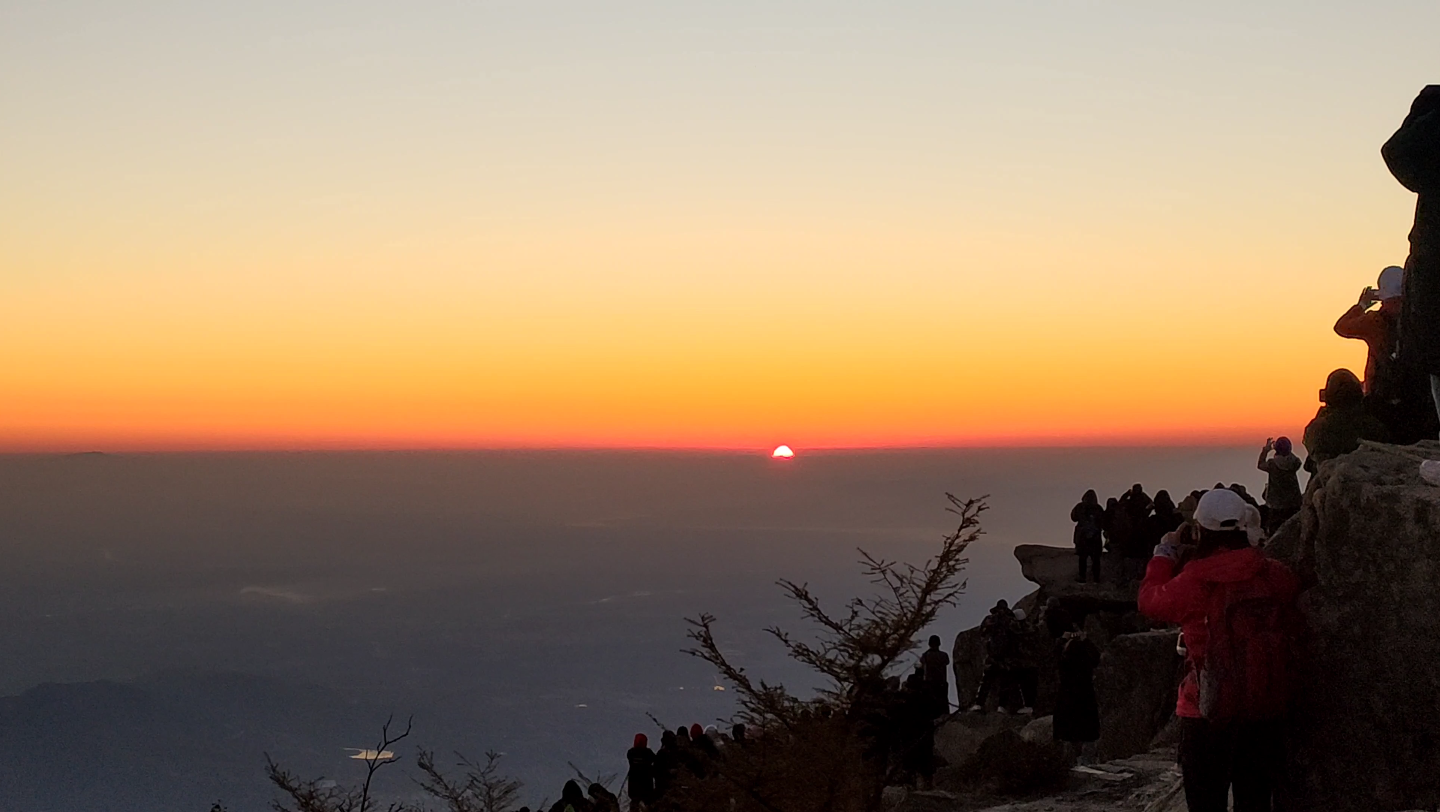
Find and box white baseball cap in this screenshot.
[1379,265,1405,300]
[1194,488,1263,544]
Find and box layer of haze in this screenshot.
[3,1,1438,449]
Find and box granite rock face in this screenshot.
[1092,629,1179,762]
[1011,546,1138,611]
[1268,441,1440,811]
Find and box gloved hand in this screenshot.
[1153,530,1184,561]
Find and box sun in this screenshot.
[771,445,795,459]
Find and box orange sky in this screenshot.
[2,3,1433,451]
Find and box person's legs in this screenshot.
[1089,552,1102,583]
[1231,719,1283,812]
[972,663,999,708]
[1077,552,1088,582]
[1179,717,1233,812]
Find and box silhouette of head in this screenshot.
[1378,266,1405,301]
[1046,596,1061,610]
[1321,369,1364,409]
[732,723,746,742]
[676,725,690,742]
[690,723,704,740]
[995,599,1009,612]
[562,780,584,801]
[634,733,647,748]
[1131,484,1144,495]
[1275,436,1292,455]
[1403,86,1440,127]
[1155,490,1173,509]
[928,634,941,648]
[1082,489,1097,504]
[661,730,677,748]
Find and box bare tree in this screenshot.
[266,716,415,812]
[677,494,986,812]
[687,493,983,723]
[414,750,524,812]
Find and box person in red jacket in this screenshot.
[1138,489,1300,812]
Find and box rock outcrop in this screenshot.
[1267,441,1440,811]
[1092,630,1179,761]
[1012,546,1138,610]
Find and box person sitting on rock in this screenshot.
[1257,436,1303,534]
[919,634,952,718]
[1070,490,1106,583]
[1053,625,1101,764]
[968,600,1018,712]
[1304,369,1390,473]
[1138,489,1301,812]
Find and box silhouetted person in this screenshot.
[1101,496,1120,552]
[1042,596,1073,640]
[550,780,594,812]
[730,723,746,745]
[690,722,719,768]
[1071,490,1106,583]
[969,600,1018,712]
[1384,86,1440,438]
[653,730,679,800]
[1150,490,1183,538]
[1304,369,1390,473]
[1053,627,1101,762]
[1257,437,1303,534]
[919,634,951,717]
[896,676,937,788]
[588,784,620,812]
[626,733,656,810]
[1342,267,1440,445]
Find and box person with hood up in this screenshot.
[626,733,656,810]
[1138,489,1301,812]
[1384,86,1440,441]
[1303,369,1390,473]
[652,730,679,801]
[549,781,594,812]
[1052,626,1101,762]
[1070,490,1106,583]
[1257,437,1303,534]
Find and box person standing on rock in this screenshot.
[1138,489,1301,812]
[969,600,1018,712]
[1303,369,1390,473]
[1257,437,1303,534]
[1053,626,1101,763]
[1071,490,1106,583]
[919,634,952,718]
[1384,86,1440,439]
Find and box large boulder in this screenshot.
[1093,630,1180,762]
[1268,441,1440,811]
[1013,545,1138,611]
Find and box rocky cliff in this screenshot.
[1268,440,1440,811]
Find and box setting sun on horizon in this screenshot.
[3,3,1434,453]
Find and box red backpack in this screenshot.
[1197,562,1293,721]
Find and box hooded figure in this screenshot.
[1070,490,1106,583]
[653,730,679,800]
[1385,86,1440,432]
[626,733,656,807]
[1303,369,1390,472]
[550,780,594,812]
[1053,630,1101,745]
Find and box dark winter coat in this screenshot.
[1053,636,1101,743]
[1070,501,1106,554]
[1385,86,1440,373]
[626,745,656,802]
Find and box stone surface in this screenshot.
[1019,714,1053,744]
[1268,441,1440,811]
[1093,630,1180,762]
[934,710,1031,768]
[1012,545,1138,610]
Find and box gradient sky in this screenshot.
[3,1,1437,450]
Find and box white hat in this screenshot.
[1194,489,1264,544]
[1012,608,1027,621]
[1379,266,1405,300]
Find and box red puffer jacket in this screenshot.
[1138,546,1300,718]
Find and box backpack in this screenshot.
[1197,563,1292,721]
